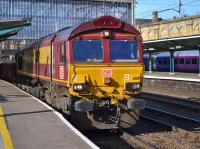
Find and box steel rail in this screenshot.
[141,107,200,141]
[140,92,200,111]
[119,129,157,149]
[145,106,200,123]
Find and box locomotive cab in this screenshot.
[67,16,145,129]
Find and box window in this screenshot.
[192,58,198,64]
[174,59,178,64]
[73,39,103,62]
[157,59,162,64]
[110,40,138,62]
[59,42,66,64]
[163,58,168,64]
[185,59,191,64]
[179,58,184,64]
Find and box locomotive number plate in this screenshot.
[102,69,112,77]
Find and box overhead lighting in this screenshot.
[176,46,182,49]
[148,48,155,51]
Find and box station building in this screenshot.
[0,0,135,61]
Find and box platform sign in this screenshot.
[59,65,64,79]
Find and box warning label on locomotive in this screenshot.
[102,69,112,77]
[59,66,64,79]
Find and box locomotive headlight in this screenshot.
[125,83,140,91]
[73,84,83,91]
[104,31,110,37]
[73,83,89,93]
[101,30,111,38]
[77,85,83,90]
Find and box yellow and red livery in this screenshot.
[17,16,145,129]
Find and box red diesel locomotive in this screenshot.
[16,16,145,129]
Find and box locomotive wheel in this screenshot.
[53,97,61,110]
[21,85,25,91]
[35,87,40,99]
[61,95,73,115]
[40,90,45,101]
[17,83,22,89]
[31,87,36,97]
[27,86,31,94]
[45,91,52,105]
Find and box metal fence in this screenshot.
[0,0,131,39]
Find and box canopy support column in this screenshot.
[148,52,152,73]
[170,51,175,75]
[199,49,200,76]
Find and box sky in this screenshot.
[135,0,200,19]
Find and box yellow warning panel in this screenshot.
[0,106,14,149]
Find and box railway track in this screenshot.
[120,130,157,149]
[141,106,200,142]
[133,93,200,148]
[139,93,200,136]
[141,92,200,110]
[82,129,157,149]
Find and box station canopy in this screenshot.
[143,35,200,52]
[0,19,31,41]
[0,0,133,39]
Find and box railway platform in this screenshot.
[143,71,200,100]
[0,80,98,149]
[144,71,200,82]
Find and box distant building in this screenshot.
[135,11,163,27]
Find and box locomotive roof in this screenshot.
[20,39,40,51]
[53,16,140,41]
[52,16,140,41]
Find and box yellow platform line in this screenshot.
[0,106,14,149]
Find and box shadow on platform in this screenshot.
[2,109,53,118]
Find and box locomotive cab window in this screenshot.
[73,39,103,62]
[110,40,138,62]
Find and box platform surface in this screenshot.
[144,71,200,82]
[0,80,97,149]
